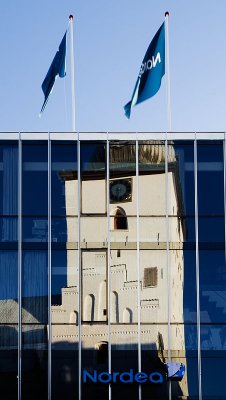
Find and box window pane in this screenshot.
[0,143,18,398]
[0,249,18,398]
[22,142,48,216]
[22,250,48,324]
[0,142,18,242]
[51,141,79,399]
[173,141,195,217]
[201,325,226,397]
[22,216,48,243]
[21,325,48,400]
[111,331,139,400]
[51,141,77,217]
[81,142,106,214]
[139,141,166,216]
[199,250,225,323]
[198,216,224,247]
[51,251,78,398]
[51,140,79,399]
[82,250,107,322]
[197,141,224,216]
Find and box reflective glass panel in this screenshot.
[22,142,48,216]
[139,141,166,216]
[22,142,48,398]
[0,249,18,399]
[0,142,18,243]
[51,141,78,399]
[111,331,139,400]
[81,142,106,214]
[0,142,18,398]
[109,142,138,398]
[197,141,224,216]
[21,325,48,400]
[51,249,78,400]
[199,250,225,323]
[201,348,226,399]
[80,142,108,400]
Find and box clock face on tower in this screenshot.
[110,178,132,203]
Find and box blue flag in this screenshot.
[124,23,165,118]
[40,32,67,114]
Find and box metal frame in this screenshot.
[47,134,52,400]
[224,133,226,311]
[194,135,202,400]
[165,134,171,400]
[0,131,224,141]
[77,134,82,400]
[136,138,142,400]
[18,133,22,400]
[10,132,225,400]
[107,134,112,400]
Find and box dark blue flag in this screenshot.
[124,23,165,118]
[40,32,67,114]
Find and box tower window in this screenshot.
[143,267,158,287]
[112,207,128,230]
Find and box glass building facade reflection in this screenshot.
[0,132,225,400]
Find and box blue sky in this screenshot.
[1,1,226,133]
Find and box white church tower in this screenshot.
[51,141,188,397]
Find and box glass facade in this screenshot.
[0,132,225,400]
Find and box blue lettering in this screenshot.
[112,372,120,383]
[99,372,111,383]
[149,372,163,384]
[120,369,133,383]
[83,370,97,383]
[135,372,148,383]
[83,369,164,384]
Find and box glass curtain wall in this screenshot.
[169,141,199,399]
[21,141,48,400]
[197,140,225,400]
[51,141,78,400]
[109,141,138,400]
[139,140,169,400]
[0,141,18,400]
[0,134,225,400]
[80,141,108,400]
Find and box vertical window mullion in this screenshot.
[194,136,202,400]
[18,134,22,400]
[77,134,82,400]
[48,134,52,400]
[136,138,141,400]
[224,134,226,294]
[107,134,112,400]
[165,135,171,400]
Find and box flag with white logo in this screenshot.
[40,31,67,114]
[124,22,165,119]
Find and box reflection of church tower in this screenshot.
[52,141,188,397]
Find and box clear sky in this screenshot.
[1,1,226,133]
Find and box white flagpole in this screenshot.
[69,16,81,400]
[165,11,172,132]
[69,15,76,132]
[165,11,172,400]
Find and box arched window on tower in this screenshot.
[111,207,128,230]
[84,294,95,321]
[123,307,133,323]
[110,291,119,323]
[69,311,78,325]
